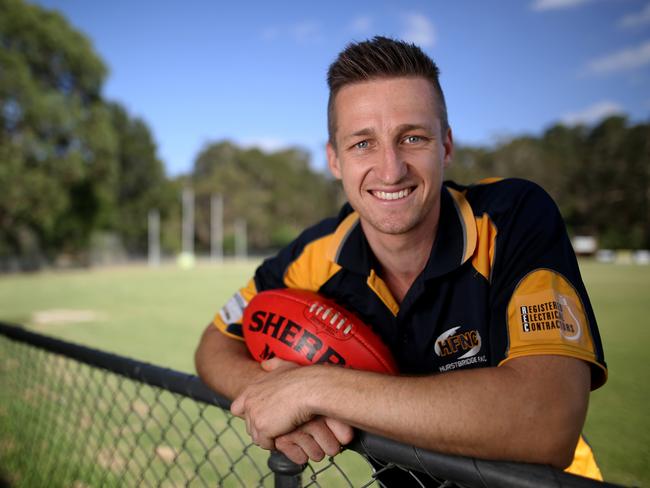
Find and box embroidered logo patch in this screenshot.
[435,326,487,372]
[435,326,482,358]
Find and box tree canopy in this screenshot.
[192,141,341,252]
[0,0,171,268]
[448,116,650,249]
[2,0,648,271]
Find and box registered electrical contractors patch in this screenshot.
[506,269,597,359]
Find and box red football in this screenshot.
[242,289,398,375]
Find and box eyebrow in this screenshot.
[395,123,433,133]
[342,123,433,142]
[346,128,375,140]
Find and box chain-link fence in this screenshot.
[0,322,624,488]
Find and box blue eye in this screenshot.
[405,135,422,144]
[355,141,369,149]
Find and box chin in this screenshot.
[367,215,422,236]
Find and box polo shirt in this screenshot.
[212,177,607,479]
[214,178,606,387]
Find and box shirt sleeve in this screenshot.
[211,277,257,341]
[487,179,607,390]
[211,213,344,340]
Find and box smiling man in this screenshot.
[327,75,451,304]
[195,36,607,481]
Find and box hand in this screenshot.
[231,358,354,458]
[257,358,354,462]
[275,417,354,464]
[231,359,316,449]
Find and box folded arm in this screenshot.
[231,354,591,469]
[194,324,353,463]
[195,323,265,399]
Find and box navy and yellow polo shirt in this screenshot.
[212,177,607,479]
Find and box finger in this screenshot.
[294,431,326,462]
[239,412,252,440]
[278,430,325,462]
[260,357,283,372]
[255,432,275,451]
[324,417,354,446]
[230,396,244,417]
[248,418,274,450]
[261,357,298,372]
[302,418,341,457]
[275,437,308,465]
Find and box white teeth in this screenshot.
[373,188,411,201]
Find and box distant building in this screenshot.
[572,236,598,256]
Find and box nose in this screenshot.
[375,144,408,184]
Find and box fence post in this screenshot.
[267,451,305,488]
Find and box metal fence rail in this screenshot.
[0,322,623,488]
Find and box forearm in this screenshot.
[305,356,589,468]
[196,327,355,463]
[194,323,263,399]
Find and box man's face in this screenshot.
[327,77,453,241]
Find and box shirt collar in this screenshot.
[422,185,477,279]
[331,184,477,278]
[329,209,370,275]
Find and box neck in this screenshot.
[362,213,439,304]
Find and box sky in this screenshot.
[32,0,650,176]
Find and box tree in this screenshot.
[0,0,117,267]
[192,141,342,252]
[447,117,650,249]
[583,116,650,248]
[0,0,173,268]
[108,102,170,255]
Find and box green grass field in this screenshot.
[0,260,647,487]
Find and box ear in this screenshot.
[326,142,342,180]
[442,127,454,169]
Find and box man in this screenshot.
[195,36,607,480]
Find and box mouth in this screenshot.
[369,186,416,201]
